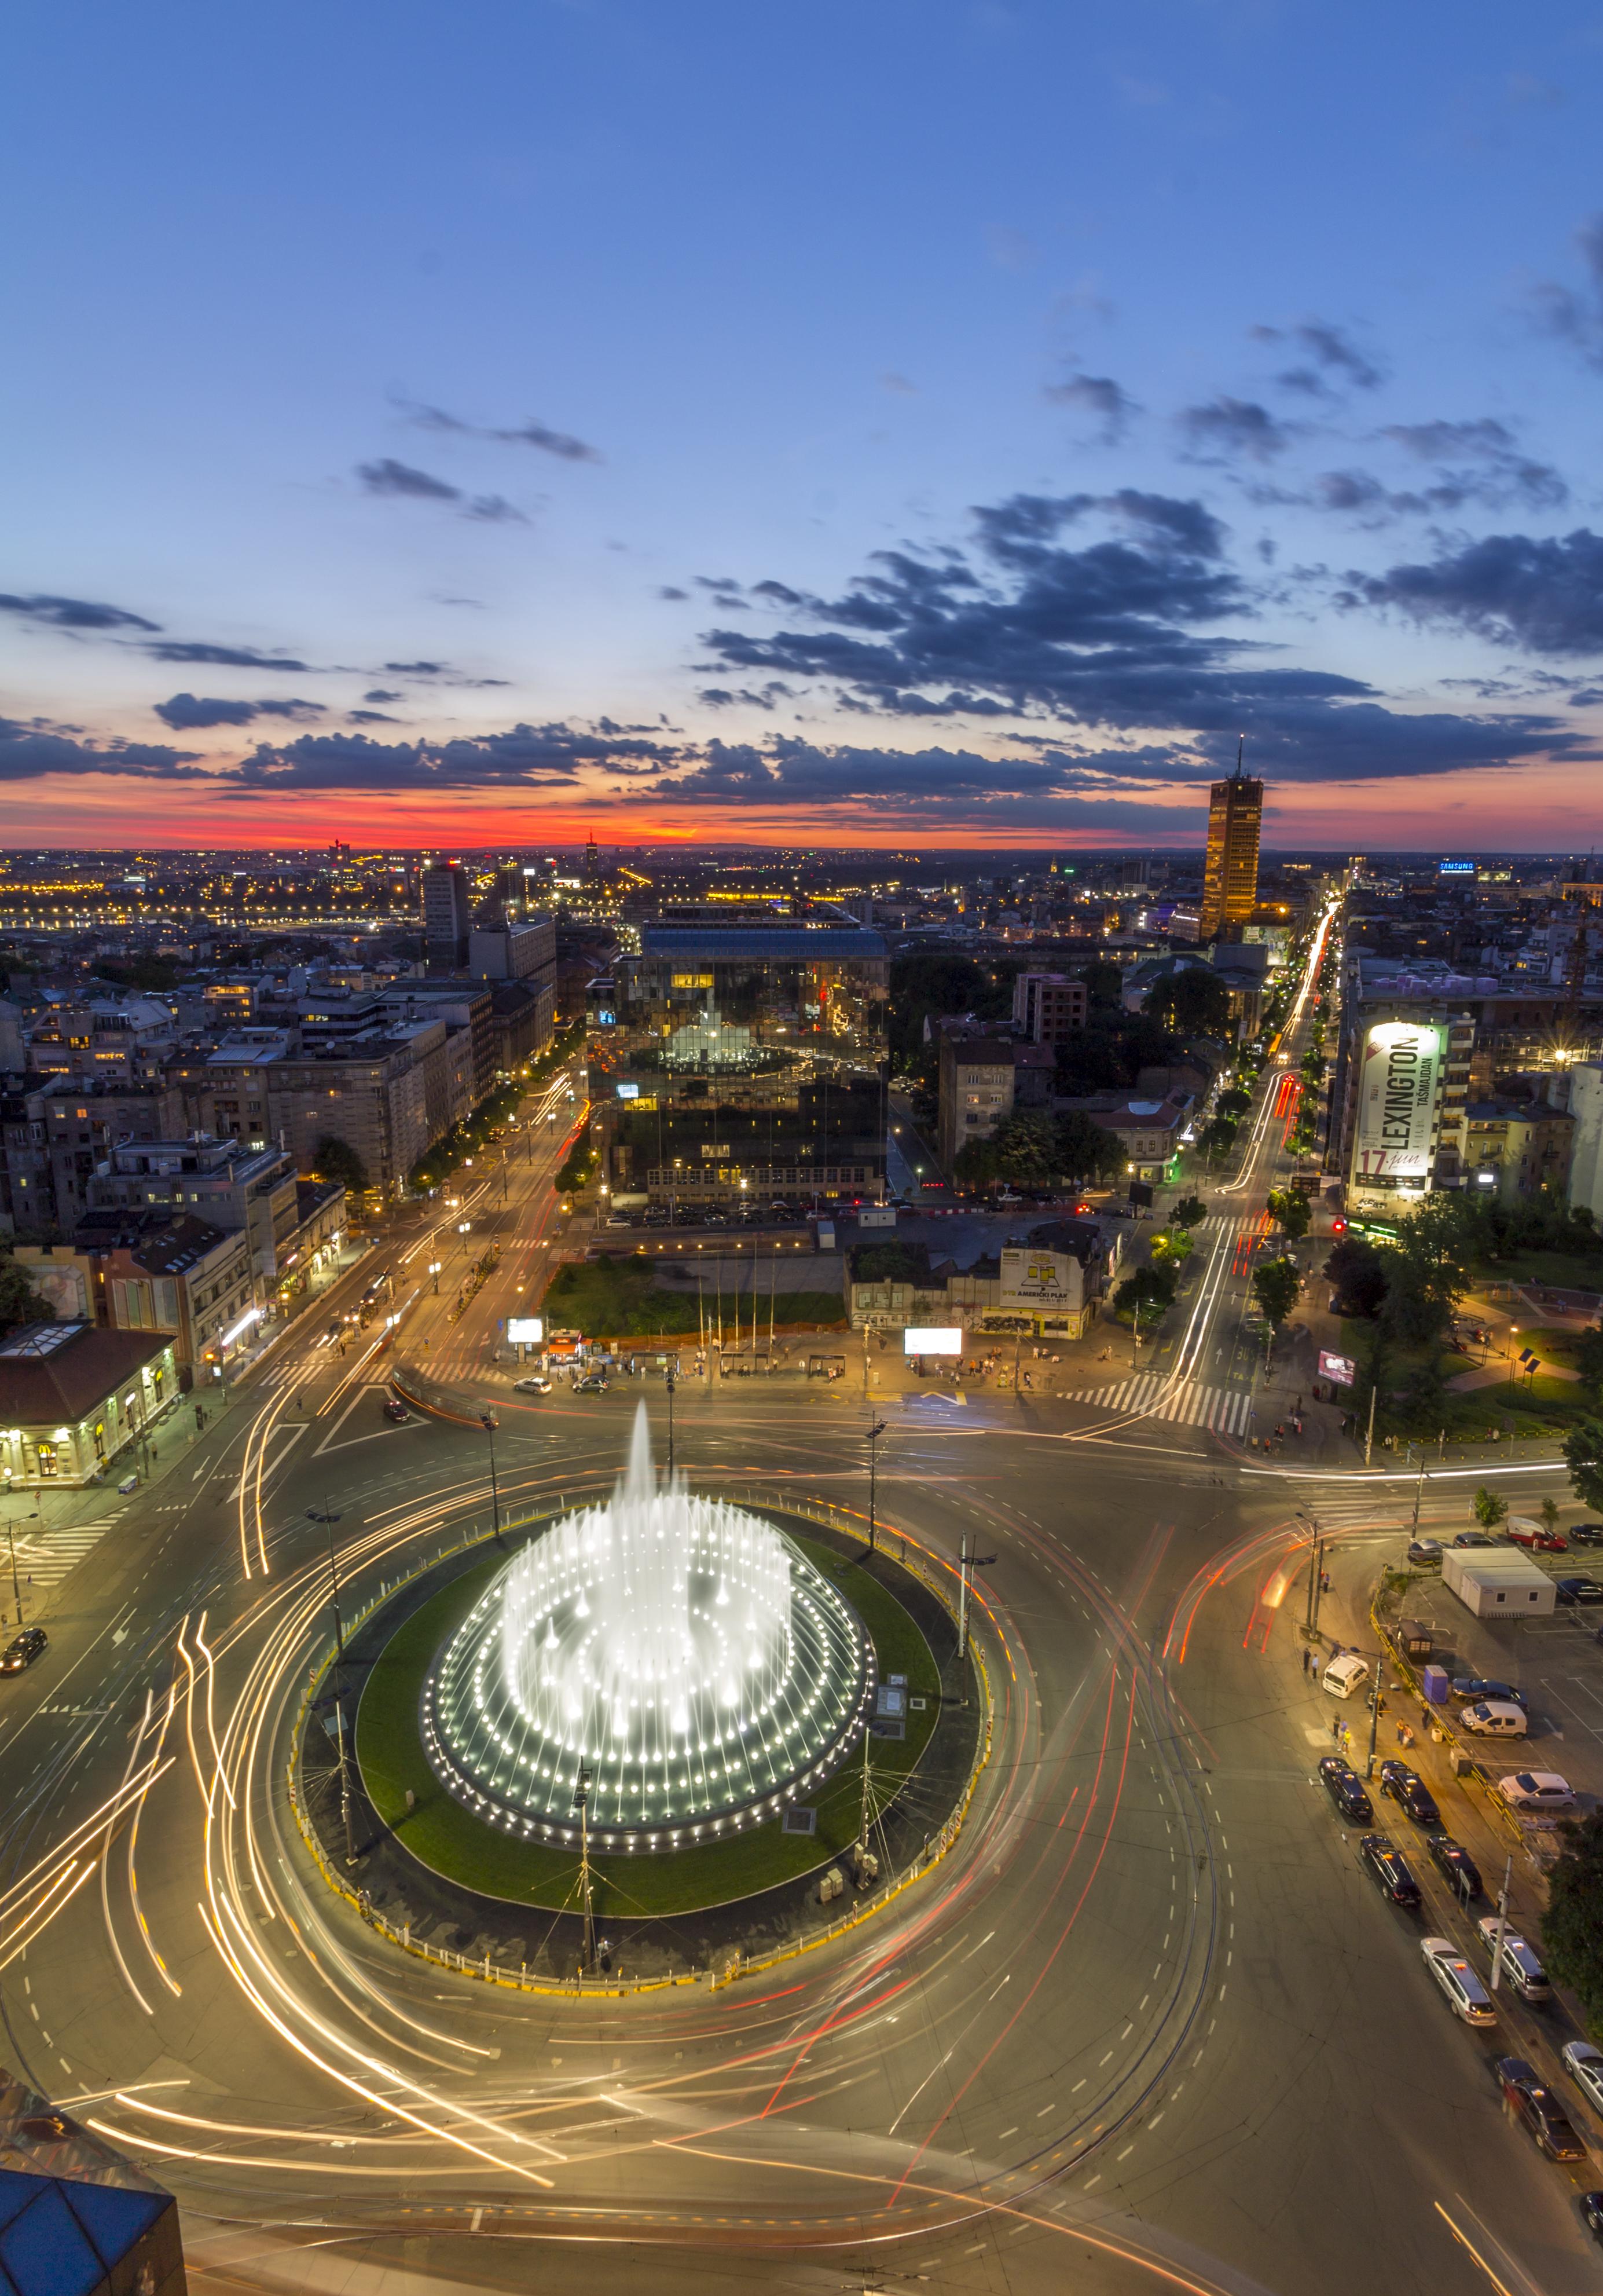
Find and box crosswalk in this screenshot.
[2,1511,121,1592]
[1059,1373,1253,1436]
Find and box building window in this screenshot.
[35,1442,57,1477]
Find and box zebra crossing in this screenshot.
[2,1511,121,1591]
[1059,1372,1253,1436]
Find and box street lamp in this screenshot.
[306,1505,357,1866]
[457,1220,471,1256]
[428,1259,442,1294]
[865,1416,887,1555]
[3,1470,21,1628]
[663,1361,677,1481]
[480,1409,502,1537]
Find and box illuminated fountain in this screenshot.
[424,1404,873,1851]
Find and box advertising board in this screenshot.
[998,1248,1080,1314]
[507,1317,545,1344]
[1353,1021,1443,1180]
[1318,1349,1356,1386]
[903,1327,963,1356]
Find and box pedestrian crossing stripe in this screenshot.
[3,1525,112,1587]
[1061,1372,1253,1436]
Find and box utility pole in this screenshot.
[1365,1653,1384,1779]
[1411,1445,1427,1530]
[307,1506,356,1865]
[665,1361,677,1481]
[1364,1380,1377,1470]
[1298,1511,1322,1636]
[6,1511,22,1628]
[957,1530,969,1664]
[480,1410,502,1537]
[857,1718,875,1869]
[573,1762,597,1975]
[1488,1854,1513,1990]
[865,1416,887,1555]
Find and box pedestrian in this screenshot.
[1331,1713,1341,1741]
[1320,1570,1331,1594]
[1301,1646,1310,1676]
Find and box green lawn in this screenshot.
[1472,1250,1603,1292]
[354,1533,940,1917]
[541,1254,846,1338]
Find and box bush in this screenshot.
[1473,1486,1509,1530]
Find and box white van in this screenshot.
[1460,1700,1528,1738]
[1323,1653,1371,1700]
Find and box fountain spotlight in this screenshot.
[424,1403,873,1851]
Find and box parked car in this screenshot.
[1571,1524,1603,1548]
[0,1627,47,1675]
[1563,2041,1603,2117]
[1580,2191,1603,2246]
[1451,1677,1526,1708]
[1359,1833,1422,1907]
[382,1397,410,1423]
[1476,1916,1551,2003]
[1452,1532,1501,1549]
[1558,1577,1603,1606]
[1509,1521,1568,1553]
[1378,1761,1441,1826]
[1425,1834,1483,1899]
[574,1374,610,1394]
[1460,1700,1529,1740]
[1318,1757,1373,1822]
[513,1375,552,1394]
[1499,1770,1575,1814]
[1421,1937,1497,2027]
[1494,2057,1587,2161]
[1406,1539,1442,1566]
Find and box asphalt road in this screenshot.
[5,927,1603,2295]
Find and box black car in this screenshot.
[1572,1524,1603,1548]
[0,1627,47,1675]
[1496,2056,1587,2162]
[1318,1756,1373,1822]
[1377,1760,1441,1827]
[1425,1833,1484,1898]
[1360,1833,1422,1907]
[1557,1576,1603,1606]
[1582,2192,1603,2245]
[1453,1531,1501,1548]
[1450,1676,1527,1708]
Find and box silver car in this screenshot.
[1564,2041,1603,2116]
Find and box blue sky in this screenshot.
[5,0,1603,847]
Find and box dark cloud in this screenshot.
[658,586,690,602]
[1348,529,1603,656]
[357,457,461,501]
[153,693,324,730]
[1176,397,1294,464]
[383,660,445,675]
[463,494,527,524]
[362,688,404,704]
[1528,214,1603,369]
[0,719,203,780]
[400,399,601,463]
[1044,372,1141,444]
[226,721,683,793]
[695,680,795,711]
[1379,419,1567,509]
[0,592,161,633]
[145,641,314,672]
[347,709,400,724]
[1253,318,1385,397]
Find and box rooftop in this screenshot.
[0,1323,175,1424]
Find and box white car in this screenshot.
[1322,1653,1371,1700]
[1564,2041,1603,2116]
[1474,1914,1551,2002]
[1460,1700,1528,1738]
[1421,1937,1496,2027]
[1499,1770,1576,1814]
[513,1375,552,1394]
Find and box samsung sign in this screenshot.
[1438,859,1475,877]
[1354,1021,1443,1180]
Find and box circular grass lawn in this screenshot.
[354,1529,940,1918]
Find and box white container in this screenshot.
[1440,1548,1556,1618]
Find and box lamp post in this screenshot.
[5,1472,21,1628]
[664,1361,677,1481]
[306,1505,356,1866]
[428,1259,442,1295]
[480,1409,502,1538]
[572,1762,598,1975]
[866,1416,887,1555]
[458,1221,471,1257]
[1296,1507,1323,1638]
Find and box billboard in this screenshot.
[999,1248,1081,1314]
[507,1316,544,1343]
[1318,1349,1356,1386]
[1353,1021,1443,1180]
[903,1327,963,1355]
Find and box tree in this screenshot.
[0,1252,51,1341]
[1473,1486,1509,1530]
[1145,966,1234,1038]
[1150,1225,1194,1267]
[311,1133,369,1198]
[1113,1263,1178,1324]
[993,1108,1057,1183]
[1382,1194,1476,1350]
[1216,1086,1253,1120]
[1053,1109,1122,1183]
[1565,1416,1603,1518]
[1540,1496,1561,1538]
[1575,1323,1603,1408]
[1324,1234,1389,1320]
[1267,1187,1311,1240]
[1543,1811,1603,2038]
[1252,1255,1303,1334]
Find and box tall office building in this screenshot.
[1200,758,1264,940]
[422,861,471,966]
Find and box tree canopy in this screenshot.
[311,1133,369,1198]
[1565,1417,1603,1518]
[1267,1187,1311,1240]
[1143,966,1234,1038]
[1543,1810,1603,2038]
[1252,1255,1302,1332]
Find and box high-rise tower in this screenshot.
[1200,744,1263,940]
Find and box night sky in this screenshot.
[6,0,1603,849]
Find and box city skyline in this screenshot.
[7,2,1603,853]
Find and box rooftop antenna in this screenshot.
[1233,734,1245,781]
